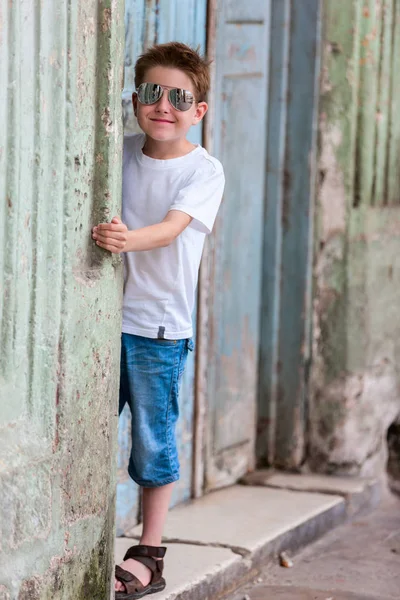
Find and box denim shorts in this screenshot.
[119,333,193,487]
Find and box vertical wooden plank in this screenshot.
[123,0,146,135]
[117,0,146,532]
[257,0,321,469]
[123,0,146,95]
[144,0,159,46]
[203,1,271,490]
[194,0,218,499]
[274,0,321,467]
[256,0,291,465]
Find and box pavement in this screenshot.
[230,489,400,600]
[115,472,381,600]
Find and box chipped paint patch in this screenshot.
[318,122,346,241]
[102,8,112,33]
[101,107,113,134]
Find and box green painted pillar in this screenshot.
[0,1,124,597]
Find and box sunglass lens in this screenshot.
[169,88,194,111]
[138,83,162,105]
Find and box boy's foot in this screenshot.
[114,545,167,598]
[114,558,152,592]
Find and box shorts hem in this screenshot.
[128,466,180,488]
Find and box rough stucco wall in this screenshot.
[310,0,400,479]
[0,1,124,598]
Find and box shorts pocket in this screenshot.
[178,343,190,381]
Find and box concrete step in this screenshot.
[115,475,379,600]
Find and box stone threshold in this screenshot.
[115,474,380,600]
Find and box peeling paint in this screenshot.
[0,0,124,595]
[310,0,400,478]
[102,8,112,33]
[101,107,113,134]
[318,123,346,241]
[16,518,112,599]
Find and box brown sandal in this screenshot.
[115,545,167,599]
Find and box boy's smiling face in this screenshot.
[133,66,208,144]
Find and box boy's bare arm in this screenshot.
[92,210,193,254]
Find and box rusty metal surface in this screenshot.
[0,0,124,595]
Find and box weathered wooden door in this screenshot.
[199,1,272,491]
[257,0,321,469]
[116,0,208,536]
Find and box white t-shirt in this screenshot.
[121,133,225,340]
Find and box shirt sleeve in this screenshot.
[169,161,225,234]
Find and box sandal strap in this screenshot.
[132,555,159,572]
[120,545,166,588]
[123,544,167,560]
[115,565,145,594]
[123,554,164,578]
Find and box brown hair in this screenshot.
[135,42,211,102]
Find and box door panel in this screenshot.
[203,2,271,490]
[225,0,267,22]
[257,0,321,468]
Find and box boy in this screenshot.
[92,42,224,598]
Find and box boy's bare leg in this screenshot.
[115,482,175,592]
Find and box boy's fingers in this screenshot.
[112,216,122,224]
[95,240,122,253]
[97,223,125,232]
[93,231,126,242]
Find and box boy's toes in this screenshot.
[115,579,125,592]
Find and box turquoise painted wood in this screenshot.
[116,0,207,536]
[257,0,321,468]
[203,0,272,490]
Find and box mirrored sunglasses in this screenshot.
[136,82,195,112]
